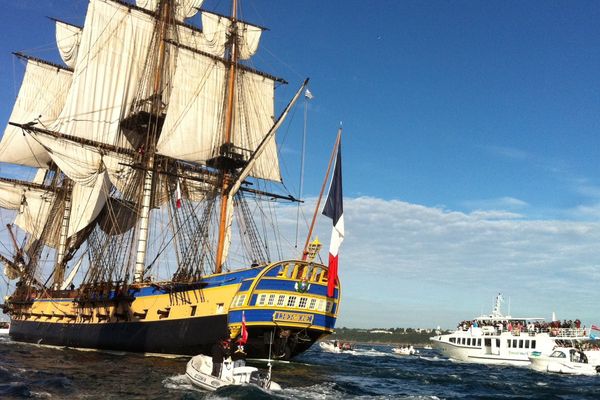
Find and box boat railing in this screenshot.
[461,325,587,338]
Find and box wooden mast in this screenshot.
[134,0,172,282]
[215,0,239,273]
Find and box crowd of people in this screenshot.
[456,318,586,335]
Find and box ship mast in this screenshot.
[215,0,239,273]
[134,0,174,283]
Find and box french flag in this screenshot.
[322,140,343,297]
[240,311,248,344]
[176,180,182,209]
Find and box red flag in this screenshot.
[240,311,248,344]
[592,324,600,331]
[322,140,343,297]
[176,180,182,209]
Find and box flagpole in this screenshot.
[301,127,342,260]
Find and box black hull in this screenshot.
[9,316,228,356]
[9,318,319,359]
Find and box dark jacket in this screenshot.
[231,346,247,362]
[211,342,230,363]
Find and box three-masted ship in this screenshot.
[0,0,340,359]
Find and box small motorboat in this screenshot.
[529,348,600,375]
[185,354,281,391]
[392,345,418,356]
[0,321,9,335]
[319,340,353,353]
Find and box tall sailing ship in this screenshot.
[0,0,341,359]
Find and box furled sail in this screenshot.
[0,59,72,168]
[136,0,204,21]
[0,177,55,240]
[67,171,111,237]
[156,47,280,181]
[201,12,263,60]
[55,20,82,68]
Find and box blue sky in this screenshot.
[1,1,600,329]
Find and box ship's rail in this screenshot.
[464,325,588,338]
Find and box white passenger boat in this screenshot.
[429,293,589,366]
[185,354,281,391]
[529,348,600,375]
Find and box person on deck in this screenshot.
[211,338,231,377]
[232,341,247,368]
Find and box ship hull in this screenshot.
[9,315,227,356]
[5,260,339,360]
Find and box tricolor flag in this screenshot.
[176,180,182,209]
[592,324,600,331]
[240,311,248,344]
[322,140,343,297]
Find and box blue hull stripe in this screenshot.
[228,309,337,330]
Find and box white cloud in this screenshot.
[463,196,529,213]
[298,196,600,329]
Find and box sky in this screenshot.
[1,0,600,330]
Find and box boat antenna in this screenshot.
[301,126,342,259]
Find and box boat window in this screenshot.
[267,294,275,306]
[450,338,456,343]
[461,338,465,345]
[309,298,317,309]
[507,340,511,348]
[477,339,481,346]
[326,301,334,313]
[467,338,471,346]
[239,295,247,307]
[531,340,536,349]
[287,296,297,307]
[277,295,286,306]
[519,340,523,349]
[257,294,266,306]
[485,338,491,347]
[524,340,529,349]
[550,350,566,358]
[317,300,325,312]
[496,339,500,347]
[299,297,308,308]
[512,339,517,348]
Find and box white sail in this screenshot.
[156,47,280,181]
[33,133,133,189]
[0,179,55,240]
[201,12,263,60]
[68,170,111,237]
[56,21,82,68]
[136,0,204,20]
[50,0,155,151]
[0,60,72,168]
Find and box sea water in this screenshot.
[0,335,598,399]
